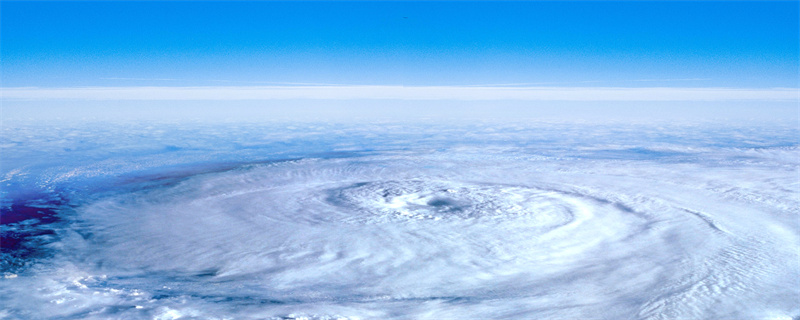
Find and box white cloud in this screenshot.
[1,86,797,101]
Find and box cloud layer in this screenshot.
[2,86,797,101]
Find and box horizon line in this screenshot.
[2,85,797,101]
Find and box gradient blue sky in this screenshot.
[2,1,798,88]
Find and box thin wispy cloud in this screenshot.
[470,78,713,87]
[629,78,711,82]
[1,86,796,101]
[100,77,180,81]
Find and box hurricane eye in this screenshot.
[426,198,454,207]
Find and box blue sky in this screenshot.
[2,1,798,89]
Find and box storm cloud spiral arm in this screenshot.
[1,122,798,319]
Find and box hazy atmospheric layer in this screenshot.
[1,119,798,320]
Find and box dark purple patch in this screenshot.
[1,202,60,225]
[1,198,65,254]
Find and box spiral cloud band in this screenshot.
[1,121,798,319]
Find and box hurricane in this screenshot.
[1,120,798,320]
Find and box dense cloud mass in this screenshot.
[1,120,798,319]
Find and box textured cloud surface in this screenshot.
[1,120,798,319]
